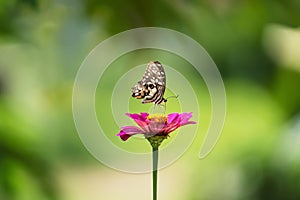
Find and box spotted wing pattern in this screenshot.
[131,61,166,104]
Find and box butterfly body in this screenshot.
[132,61,167,104]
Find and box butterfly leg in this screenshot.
[149,103,155,114]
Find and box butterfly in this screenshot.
[131,61,167,104]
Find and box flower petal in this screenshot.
[167,113,180,124]
[116,126,144,141]
[179,112,197,125]
[164,112,196,134]
[117,131,131,141]
[126,112,148,121]
[164,113,180,133]
[126,112,149,129]
[121,126,143,133]
[148,121,166,135]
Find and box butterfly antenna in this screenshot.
[165,94,179,101]
[163,95,179,113]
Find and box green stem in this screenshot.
[152,147,158,200]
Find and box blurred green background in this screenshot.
[1,0,300,199]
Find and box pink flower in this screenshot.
[117,112,196,141]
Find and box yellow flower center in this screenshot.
[147,114,168,123]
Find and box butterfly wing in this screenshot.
[131,61,166,104]
[131,81,149,99]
